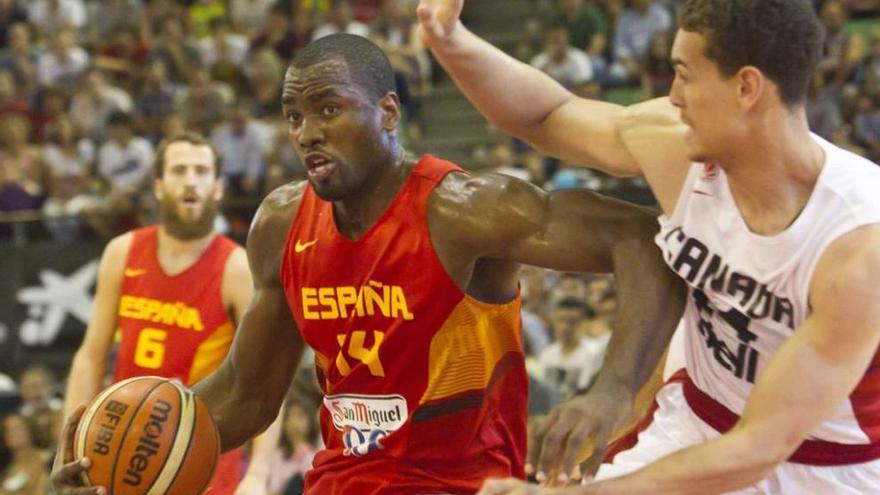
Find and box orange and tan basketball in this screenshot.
[73,376,220,495]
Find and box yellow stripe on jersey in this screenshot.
[420,296,522,404]
[187,322,235,385]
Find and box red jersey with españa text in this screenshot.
[113,226,243,495]
[281,155,528,494]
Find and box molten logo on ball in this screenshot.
[124,399,173,486]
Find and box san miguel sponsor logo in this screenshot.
[123,399,173,486]
[324,394,408,457]
[325,394,407,432]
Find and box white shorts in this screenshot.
[595,382,880,494]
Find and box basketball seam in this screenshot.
[171,392,210,495]
[145,381,192,495]
[109,378,170,493]
[76,376,155,488]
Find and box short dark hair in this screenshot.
[154,132,222,178]
[679,0,824,107]
[290,33,396,102]
[106,111,134,128]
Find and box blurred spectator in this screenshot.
[199,19,250,72]
[229,0,277,37]
[818,0,852,79]
[41,116,98,242]
[211,101,267,197]
[140,0,186,45]
[312,0,370,41]
[0,23,39,96]
[372,0,431,131]
[188,0,226,39]
[269,401,320,495]
[252,4,311,62]
[610,0,673,85]
[246,47,285,118]
[861,31,880,96]
[535,297,607,398]
[0,70,28,120]
[853,93,880,159]
[551,272,589,304]
[520,265,552,356]
[16,366,61,453]
[808,73,844,139]
[85,0,141,47]
[69,68,133,142]
[29,87,65,142]
[150,15,202,86]
[94,111,154,235]
[16,366,59,420]
[36,27,88,90]
[97,112,153,193]
[0,115,46,216]
[0,0,26,51]
[176,68,230,135]
[531,26,594,93]
[135,61,178,143]
[26,0,86,37]
[93,25,150,89]
[549,0,608,52]
[0,414,48,495]
[641,30,674,97]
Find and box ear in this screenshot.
[735,66,765,111]
[379,92,401,131]
[213,177,225,202]
[154,178,163,201]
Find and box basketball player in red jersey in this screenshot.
[52,35,685,495]
[55,133,281,495]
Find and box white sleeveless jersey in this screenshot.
[657,135,880,445]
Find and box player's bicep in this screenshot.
[80,234,130,354]
[526,97,642,177]
[738,226,880,458]
[222,247,253,326]
[482,182,657,272]
[227,285,304,408]
[619,98,691,213]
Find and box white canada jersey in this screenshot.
[657,134,880,444]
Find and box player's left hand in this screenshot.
[477,477,572,495]
[233,472,267,495]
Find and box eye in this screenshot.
[287,112,302,125]
[322,105,339,117]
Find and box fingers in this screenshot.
[536,414,570,484]
[416,4,442,43]
[580,432,611,481]
[52,458,105,494]
[559,424,599,484]
[526,410,559,477]
[60,405,87,464]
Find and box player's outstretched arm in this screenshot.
[579,225,880,494]
[193,183,308,452]
[434,174,686,483]
[63,233,132,419]
[418,0,638,175]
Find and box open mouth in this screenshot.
[304,153,339,182]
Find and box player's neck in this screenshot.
[156,225,215,275]
[333,151,410,240]
[721,111,825,236]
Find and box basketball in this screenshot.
[72,376,220,495]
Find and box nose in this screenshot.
[295,116,325,150]
[669,75,684,109]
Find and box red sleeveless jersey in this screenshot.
[114,226,238,385]
[281,155,528,495]
[112,227,243,495]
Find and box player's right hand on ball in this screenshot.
[416,0,464,45]
[51,405,106,495]
[528,385,633,486]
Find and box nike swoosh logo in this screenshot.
[295,239,318,253]
[124,268,147,277]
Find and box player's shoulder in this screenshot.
[103,231,135,265]
[432,170,542,213]
[251,181,308,236]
